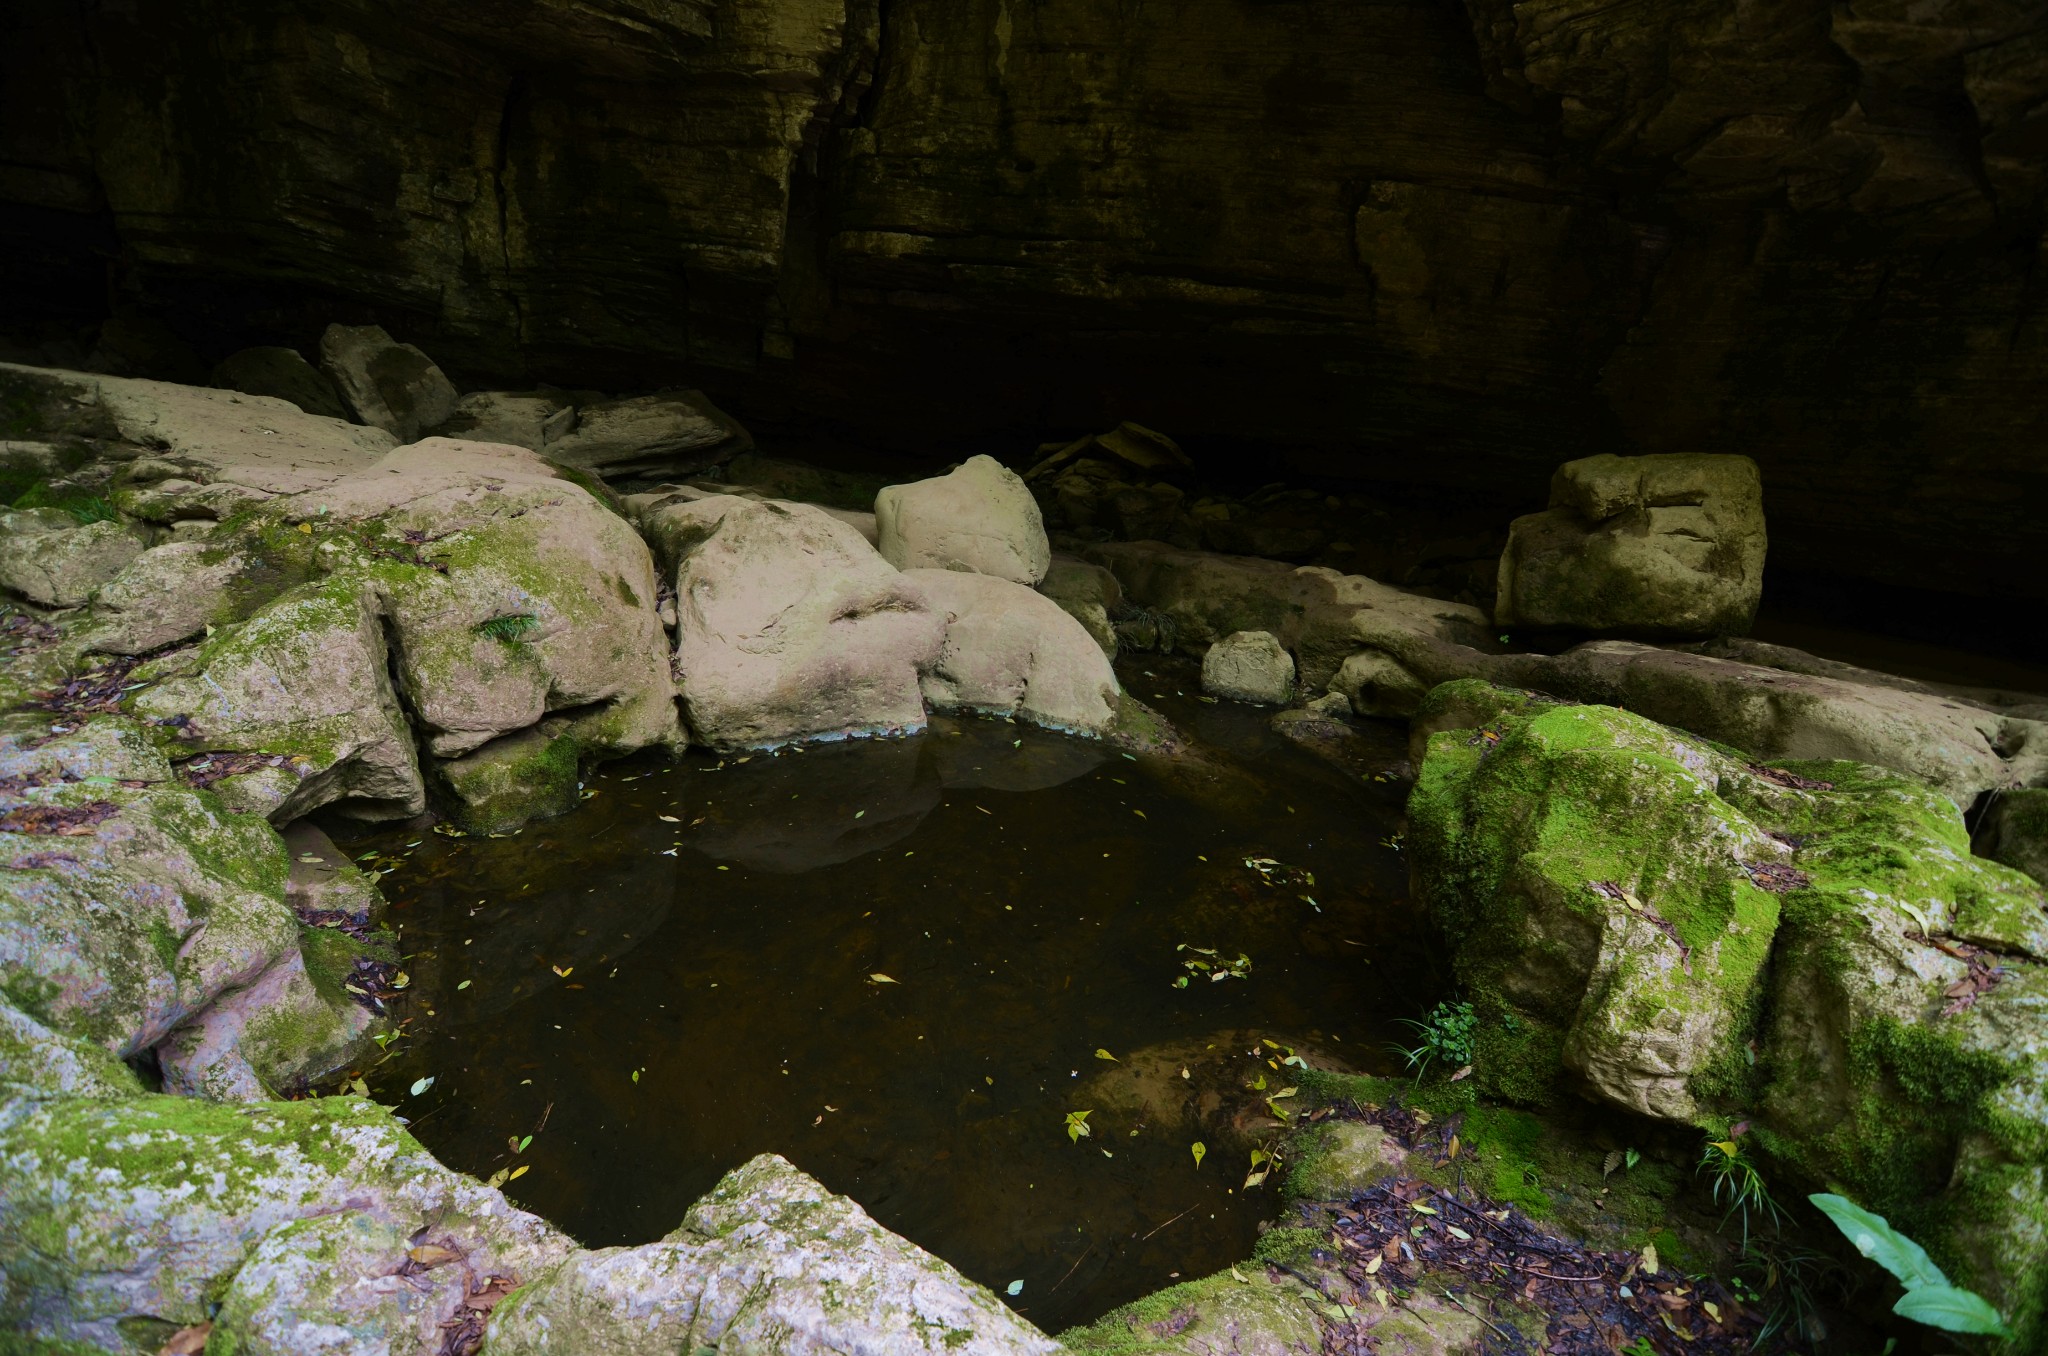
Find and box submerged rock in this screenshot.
[1495,453,1766,639]
[1202,630,1296,706]
[661,495,942,750]
[318,323,458,443]
[433,727,582,835]
[876,454,1051,585]
[1408,682,2048,1342]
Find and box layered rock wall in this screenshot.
[2,0,2043,600]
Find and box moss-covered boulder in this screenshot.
[1408,683,2048,1346]
[0,509,143,607]
[1408,697,1787,1118]
[0,1093,572,1349]
[1060,1267,1330,1356]
[433,727,582,835]
[484,1154,1057,1356]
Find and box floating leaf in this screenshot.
[658,814,679,823]
[868,973,898,985]
[507,1165,529,1182]
[1065,1110,1093,1143]
[456,980,472,990]
[517,1134,532,1152]
[390,972,410,989]
[410,1076,434,1096]
[551,965,572,977]
[1094,1048,1118,1062]
[1191,1141,1206,1168]
[631,1069,640,1083]
[1006,1280,1024,1296]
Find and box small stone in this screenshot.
[1201,631,1295,706]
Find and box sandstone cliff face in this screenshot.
[1,0,2042,601]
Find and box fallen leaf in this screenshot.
[456,980,472,990]
[551,965,572,977]
[1642,1242,1661,1276]
[1191,1141,1207,1168]
[658,814,679,822]
[1365,1255,1383,1275]
[507,1165,529,1182]
[1446,1225,1471,1240]
[1095,1048,1118,1062]
[1448,1064,1473,1082]
[1230,1266,1249,1284]
[410,1076,434,1096]
[1411,1203,1438,1216]
[1006,1279,1024,1296]
[868,973,898,984]
[158,1322,211,1355]
[408,1244,462,1267]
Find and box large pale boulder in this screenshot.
[0,510,142,606]
[312,439,679,761]
[544,389,750,481]
[663,495,943,750]
[905,568,1122,735]
[1202,630,1296,705]
[877,454,1051,584]
[1409,684,2048,1346]
[130,576,426,821]
[1495,453,1766,638]
[487,1154,1058,1356]
[209,346,348,420]
[317,323,458,443]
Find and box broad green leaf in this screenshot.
[517,1134,533,1152]
[1065,1110,1093,1143]
[1892,1285,2009,1336]
[409,1076,434,1096]
[1006,1280,1023,1296]
[1810,1194,1949,1291]
[1191,1141,1206,1168]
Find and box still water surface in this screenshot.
[344,675,1436,1330]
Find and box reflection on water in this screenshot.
[342,683,1435,1331]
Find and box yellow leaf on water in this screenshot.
[1095,1049,1118,1061]
[551,965,572,977]
[869,973,898,984]
[657,814,679,822]
[507,1165,529,1182]
[1191,1141,1207,1168]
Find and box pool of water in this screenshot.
[341,664,1438,1331]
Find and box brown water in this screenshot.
[341,670,1434,1331]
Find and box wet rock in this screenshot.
[1410,685,2048,1344]
[433,727,581,835]
[544,389,751,482]
[1976,788,2048,888]
[210,346,348,420]
[1495,453,1766,638]
[1202,630,1296,706]
[877,454,1051,585]
[1062,1266,1327,1356]
[317,323,458,443]
[1038,555,1121,658]
[0,510,143,606]
[84,539,256,654]
[130,577,426,822]
[663,495,942,750]
[430,390,576,450]
[487,1154,1057,1356]
[1285,1120,1409,1201]
[908,568,1122,736]
[156,946,374,1102]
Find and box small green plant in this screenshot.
[473,613,541,643]
[1698,1135,1784,1250]
[1388,1000,1476,1082]
[9,479,117,524]
[1810,1192,2010,1337]
[1620,1338,1655,1356]
[1740,1236,1848,1349]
